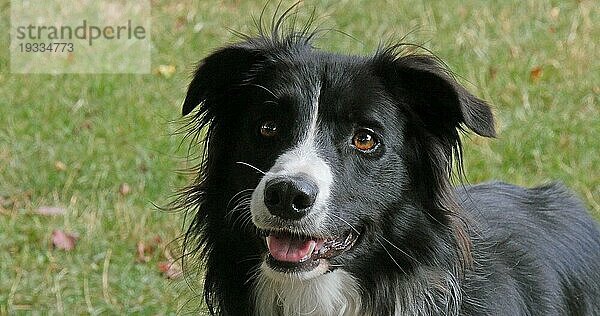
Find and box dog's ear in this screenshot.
[375,53,491,265]
[182,45,264,116]
[374,53,495,138]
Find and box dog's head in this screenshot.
[182,35,494,285]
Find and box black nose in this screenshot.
[264,176,319,220]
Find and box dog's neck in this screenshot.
[251,265,462,316]
[253,269,363,316]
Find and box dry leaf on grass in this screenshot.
[157,261,183,279]
[136,235,163,263]
[36,206,66,216]
[158,249,183,279]
[154,65,176,78]
[52,230,78,251]
[530,66,543,82]
[54,161,67,171]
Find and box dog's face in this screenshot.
[246,56,410,279]
[182,38,495,283]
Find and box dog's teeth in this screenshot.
[308,241,316,255]
[265,236,270,249]
[344,234,352,245]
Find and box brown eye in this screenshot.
[260,120,278,138]
[352,129,379,152]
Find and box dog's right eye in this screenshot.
[352,129,380,153]
[259,120,278,138]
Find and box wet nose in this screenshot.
[263,175,319,220]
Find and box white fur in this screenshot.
[254,265,363,316]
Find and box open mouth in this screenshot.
[261,230,359,273]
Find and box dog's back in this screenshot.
[458,182,600,315]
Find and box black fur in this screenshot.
[176,26,600,315]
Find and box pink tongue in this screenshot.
[267,234,315,262]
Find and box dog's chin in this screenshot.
[257,229,360,280]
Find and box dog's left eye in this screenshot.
[259,120,278,138]
[352,129,379,152]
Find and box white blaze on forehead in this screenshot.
[304,82,321,147]
[250,82,333,231]
[268,82,331,194]
[267,83,331,189]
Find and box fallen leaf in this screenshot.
[158,248,183,279]
[37,206,66,216]
[54,161,67,171]
[154,65,176,78]
[530,66,543,82]
[137,240,158,262]
[157,260,183,279]
[136,235,162,263]
[52,230,78,251]
[119,183,131,196]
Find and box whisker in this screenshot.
[328,213,360,234]
[235,161,267,175]
[226,188,254,209]
[378,234,422,265]
[230,201,252,226]
[238,255,262,264]
[241,213,258,233]
[246,263,264,285]
[226,196,252,216]
[246,83,278,99]
[263,100,278,106]
[376,238,406,274]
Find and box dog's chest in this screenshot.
[253,269,363,316]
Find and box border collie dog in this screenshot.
[178,27,600,315]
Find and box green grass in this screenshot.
[1,0,598,314]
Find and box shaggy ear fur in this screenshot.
[182,45,264,116]
[374,52,495,138]
[179,44,267,315]
[374,51,495,266]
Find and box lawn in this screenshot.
[0,0,598,314]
